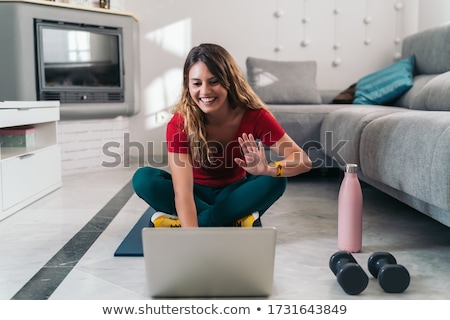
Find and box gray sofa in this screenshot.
[246,23,450,228]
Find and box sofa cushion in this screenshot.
[410,71,450,111]
[269,104,349,147]
[321,90,342,104]
[320,106,408,167]
[246,57,322,104]
[353,55,415,105]
[268,104,351,167]
[394,74,437,108]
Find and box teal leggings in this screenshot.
[132,167,287,227]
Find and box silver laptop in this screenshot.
[141,227,277,298]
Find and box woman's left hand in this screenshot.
[234,133,270,176]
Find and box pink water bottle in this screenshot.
[338,163,363,253]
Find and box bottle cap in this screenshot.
[345,163,358,173]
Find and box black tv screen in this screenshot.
[35,19,124,103]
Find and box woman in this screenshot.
[133,43,312,228]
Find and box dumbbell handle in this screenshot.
[330,251,358,275]
[368,252,397,277]
[329,251,368,295]
[334,258,352,274]
[368,252,410,293]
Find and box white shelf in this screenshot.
[0,0,137,20]
[0,101,62,220]
[0,100,59,109]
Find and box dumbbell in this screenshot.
[329,251,368,295]
[368,252,410,293]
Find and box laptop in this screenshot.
[141,227,277,298]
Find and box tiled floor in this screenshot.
[1,167,450,300]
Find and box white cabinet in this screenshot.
[0,101,62,220]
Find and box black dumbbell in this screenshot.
[368,252,410,293]
[329,251,369,295]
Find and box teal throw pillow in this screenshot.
[353,55,415,105]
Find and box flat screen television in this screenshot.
[34,19,125,103]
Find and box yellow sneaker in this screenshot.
[233,212,262,227]
[151,212,181,228]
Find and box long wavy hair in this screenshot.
[172,43,270,166]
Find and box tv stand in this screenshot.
[0,101,62,221]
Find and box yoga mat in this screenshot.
[114,207,155,257]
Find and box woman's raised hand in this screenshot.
[234,133,270,176]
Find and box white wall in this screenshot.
[124,0,422,160]
[52,0,448,171]
[419,0,450,30]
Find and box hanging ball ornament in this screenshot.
[273,10,284,18]
[300,39,311,47]
[332,58,342,67]
[395,2,404,11]
[364,16,373,24]
[274,45,283,52]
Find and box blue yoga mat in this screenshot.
[114,207,155,257]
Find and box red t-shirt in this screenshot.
[166,108,285,187]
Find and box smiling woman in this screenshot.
[188,62,230,116]
[132,43,312,228]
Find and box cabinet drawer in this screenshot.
[1,146,62,211]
